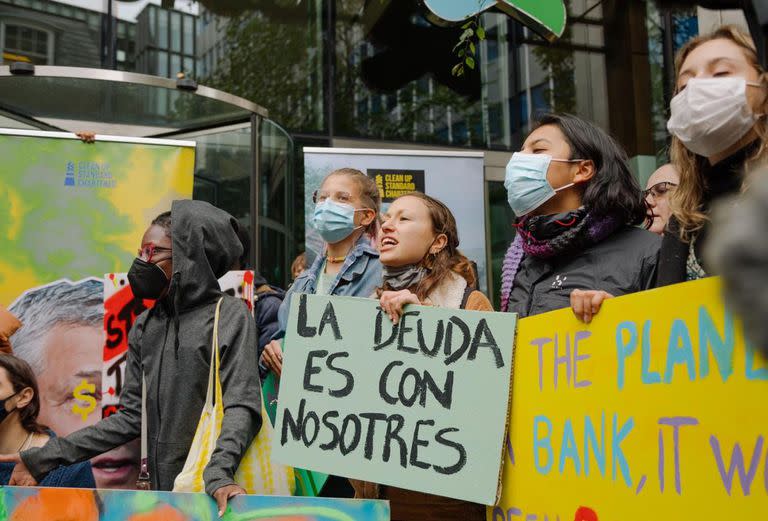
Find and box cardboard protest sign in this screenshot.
[274,294,516,505]
[491,277,768,521]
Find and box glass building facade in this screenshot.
[0,0,745,298]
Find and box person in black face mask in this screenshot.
[128,211,173,299]
[0,354,94,487]
[0,201,262,516]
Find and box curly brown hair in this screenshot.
[379,192,475,301]
[670,25,768,241]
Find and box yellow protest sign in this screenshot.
[492,277,768,521]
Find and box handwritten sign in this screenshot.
[491,278,768,520]
[274,294,516,505]
[368,169,425,202]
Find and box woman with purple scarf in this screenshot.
[500,113,660,321]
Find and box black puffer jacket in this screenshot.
[507,225,661,318]
[22,200,262,495]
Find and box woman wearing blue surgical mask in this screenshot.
[500,113,660,322]
[261,168,382,378]
[657,25,768,285]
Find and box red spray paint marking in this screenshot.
[574,507,598,521]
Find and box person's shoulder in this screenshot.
[41,459,95,488]
[127,307,153,342]
[466,290,494,311]
[610,226,662,255]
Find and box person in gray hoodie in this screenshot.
[0,200,262,515]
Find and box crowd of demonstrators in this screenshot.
[645,164,679,235]
[3,201,262,515]
[0,21,765,517]
[8,279,141,489]
[352,192,492,520]
[661,25,768,285]
[499,113,660,324]
[0,355,94,488]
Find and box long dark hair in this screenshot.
[536,113,647,226]
[0,355,47,434]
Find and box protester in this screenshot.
[660,25,768,284]
[1,201,261,515]
[290,252,306,281]
[0,354,94,487]
[261,168,381,500]
[8,279,140,489]
[499,113,660,323]
[376,193,492,320]
[351,192,491,521]
[0,306,20,355]
[261,168,382,378]
[645,164,679,235]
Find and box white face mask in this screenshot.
[667,77,762,158]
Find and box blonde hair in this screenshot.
[324,168,382,237]
[670,25,768,241]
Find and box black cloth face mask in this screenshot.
[0,391,18,425]
[128,258,170,300]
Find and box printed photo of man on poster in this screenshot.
[9,279,141,489]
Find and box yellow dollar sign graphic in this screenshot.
[72,379,97,422]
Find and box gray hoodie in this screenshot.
[21,200,262,495]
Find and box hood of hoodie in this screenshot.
[170,200,243,310]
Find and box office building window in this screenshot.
[1,23,52,64]
[170,11,181,53]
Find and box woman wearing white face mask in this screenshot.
[501,113,660,322]
[262,168,382,379]
[659,25,768,285]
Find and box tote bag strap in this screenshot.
[211,297,223,405]
[136,374,151,490]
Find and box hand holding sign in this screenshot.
[262,340,285,378]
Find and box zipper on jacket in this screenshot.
[153,316,171,479]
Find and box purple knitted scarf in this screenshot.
[499,209,622,312]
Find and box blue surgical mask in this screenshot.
[312,200,368,244]
[504,152,579,216]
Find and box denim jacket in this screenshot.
[272,235,382,340]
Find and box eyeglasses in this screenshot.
[138,244,172,263]
[312,190,354,205]
[643,181,678,199]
